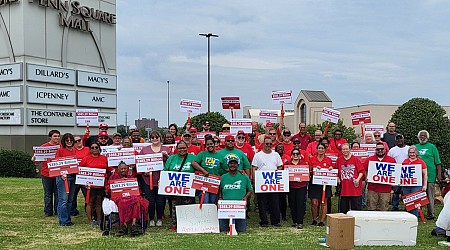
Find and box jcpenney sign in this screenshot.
[28,86,76,106]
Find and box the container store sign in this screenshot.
[27,109,75,126]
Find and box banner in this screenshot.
[132,143,151,153]
[400,164,422,186]
[110,178,140,199]
[351,110,371,125]
[271,90,292,104]
[259,110,278,124]
[176,204,219,234]
[312,168,338,186]
[76,109,98,125]
[325,153,338,167]
[320,107,340,123]
[350,149,369,162]
[158,171,196,197]
[100,145,121,156]
[33,145,60,161]
[402,190,429,211]
[217,200,247,219]
[360,144,376,155]
[364,124,385,137]
[75,167,106,186]
[254,170,289,193]
[107,151,136,167]
[47,156,79,177]
[135,153,164,173]
[284,165,309,182]
[191,173,221,194]
[180,99,202,114]
[367,161,400,185]
[221,96,240,109]
[230,119,252,134]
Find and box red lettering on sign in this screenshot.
[373,175,395,183]
[260,184,285,192]
[164,186,190,195]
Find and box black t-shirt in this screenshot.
[382,132,398,149]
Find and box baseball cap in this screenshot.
[222,123,230,128]
[129,125,137,130]
[204,121,210,126]
[99,123,108,129]
[396,134,404,139]
[283,129,291,136]
[183,132,192,137]
[98,131,109,137]
[225,135,235,141]
[226,154,240,164]
[113,133,122,138]
[237,130,245,135]
[266,121,273,127]
[189,127,197,133]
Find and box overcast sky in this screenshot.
[116,0,450,127]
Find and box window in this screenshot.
[300,103,306,123]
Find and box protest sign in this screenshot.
[191,173,221,194]
[217,200,247,219]
[48,156,79,177]
[197,132,217,143]
[230,119,252,134]
[367,161,400,185]
[33,145,60,161]
[320,107,340,123]
[158,171,196,197]
[400,164,422,186]
[110,178,140,199]
[164,144,177,154]
[284,165,310,182]
[402,190,429,212]
[364,124,385,136]
[180,99,202,114]
[325,153,338,167]
[135,153,164,173]
[259,110,278,124]
[107,151,136,167]
[312,168,338,186]
[176,204,219,234]
[76,109,98,125]
[360,143,376,155]
[254,170,289,193]
[221,97,240,109]
[219,132,229,144]
[132,143,151,153]
[350,149,369,162]
[271,90,292,104]
[75,167,106,186]
[100,145,121,155]
[351,110,371,125]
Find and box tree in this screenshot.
[390,98,450,169]
[183,112,229,133]
[306,119,357,143]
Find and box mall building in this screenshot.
[0,0,117,153]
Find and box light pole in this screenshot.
[138,99,141,121]
[199,33,218,113]
[167,80,170,127]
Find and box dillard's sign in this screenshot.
[28,0,116,32]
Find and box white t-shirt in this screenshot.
[388,145,410,164]
[252,151,282,170]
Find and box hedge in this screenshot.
[0,149,36,178]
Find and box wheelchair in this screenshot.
[101,197,147,236]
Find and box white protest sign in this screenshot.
[217,200,247,219]
[367,161,400,185]
[230,119,252,134]
[254,170,289,193]
[176,204,220,234]
[133,143,151,153]
[75,167,106,186]
[101,145,121,156]
[320,107,340,124]
[158,171,196,197]
[33,145,60,161]
[107,151,136,167]
[135,153,164,172]
[259,110,278,124]
[312,168,338,186]
[180,99,202,114]
[364,124,385,137]
[271,90,292,104]
[76,109,98,125]
[400,164,422,186]
[360,143,376,155]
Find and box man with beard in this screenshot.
[97,131,112,146]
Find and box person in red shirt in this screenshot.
[329,130,348,155]
[258,128,279,151]
[363,142,396,211]
[168,123,182,143]
[71,135,91,216]
[336,143,365,214]
[179,132,200,155]
[288,148,308,229]
[281,129,294,157]
[291,123,313,151]
[275,144,290,221]
[235,130,255,162]
[79,142,108,225]
[306,130,323,159]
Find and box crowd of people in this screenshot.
[33,120,442,235]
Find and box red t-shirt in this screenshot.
[188,144,201,155]
[235,143,255,162]
[291,133,313,151]
[336,155,365,196]
[55,147,77,158]
[39,142,61,177]
[402,158,427,170]
[75,147,90,162]
[79,154,108,188]
[282,141,294,157]
[364,155,396,193]
[306,141,319,159]
[329,138,348,155]
[309,155,333,171]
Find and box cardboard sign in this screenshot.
[400,164,422,186]
[367,161,400,185]
[191,173,221,194]
[351,110,371,125]
[364,124,385,137]
[217,200,247,219]
[271,90,292,104]
[259,110,278,124]
[402,190,429,211]
[158,171,196,197]
[350,149,369,162]
[47,156,79,177]
[180,99,202,114]
[221,96,240,109]
[107,151,136,167]
[100,145,121,155]
[197,132,217,143]
[284,165,310,182]
[254,170,289,193]
[135,153,164,173]
[321,107,340,123]
[312,168,338,186]
[33,145,60,161]
[110,178,140,199]
[76,109,99,125]
[219,132,229,143]
[360,144,376,155]
[325,153,338,167]
[176,204,219,234]
[230,119,252,134]
[75,167,106,186]
[132,143,151,153]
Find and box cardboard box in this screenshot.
[326,213,355,250]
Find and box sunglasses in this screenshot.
[222,128,230,130]
[283,134,291,137]
[293,141,300,145]
[292,152,300,155]
[151,136,160,139]
[213,140,220,143]
[91,146,99,149]
[65,139,73,142]
[376,148,385,151]
[226,140,235,143]
[374,135,381,137]
[265,143,273,146]
[237,136,245,139]
[335,133,342,136]
[99,137,108,140]
[74,139,81,143]
[269,133,276,135]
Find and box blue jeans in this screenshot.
[362,182,367,206]
[402,186,422,217]
[219,218,247,232]
[42,175,58,216]
[392,186,402,209]
[200,192,217,204]
[56,175,76,225]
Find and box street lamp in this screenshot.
[199,33,218,113]
[167,80,170,127]
[138,99,141,121]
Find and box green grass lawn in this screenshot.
[0,178,446,249]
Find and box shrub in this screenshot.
[0,149,36,178]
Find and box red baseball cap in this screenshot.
[225,135,235,141]
[99,124,108,129]
[237,130,245,135]
[189,127,197,133]
[266,121,273,127]
[98,131,109,137]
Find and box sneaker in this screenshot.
[317,222,325,227]
[116,228,128,237]
[131,225,141,235]
[156,220,163,227]
[272,223,282,227]
[311,220,317,226]
[425,215,435,220]
[90,220,99,227]
[62,222,74,226]
[291,223,298,227]
[149,220,156,227]
[45,213,53,217]
[297,224,303,229]
[170,225,177,231]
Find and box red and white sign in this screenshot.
[402,190,429,211]
[197,132,217,143]
[110,178,140,199]
[132,143,151,153]
[48,156,79,177]
[360,144,376,155]
[364,124,385,137]
[100,145,121,155]
[321,107,341,123]
[271,90,292,104]
[135,153,164,173]
[180,99,202,114]
[254,170,289,193]
[76,109,99,125]
[325,153,338,167]
[284,165,310,182]
[221,96,241,109]
[165,144,177,154]
[75,167,106,186]
[217,200,247,219]
[259,110,278,124]
[350,149,369,162]
[191,173,221,194]
[107,151,136,167]
[230,119,252,134]
[312,168,338,186]
[400,164,422,186]
[33,145,60,161]
[351,110,372,125]
[367,161,400,185]
[158,171,196,197]
[219,132,230,144]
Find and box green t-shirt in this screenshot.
[220,172,253,200]
[164,154,196,173]
[416,142,441,183]
[194,151,224,176]
[217,148,251,175]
